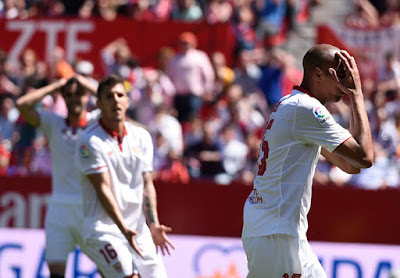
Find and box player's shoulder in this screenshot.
[38,110,65,123]
[126,121,150,136]
[80,122,102,142]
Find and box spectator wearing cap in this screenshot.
[166,32,215,123]
[170,0,203,21]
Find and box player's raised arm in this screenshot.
[16,78,68,127]
[142,171,175,255]
[74,73,98,95]
[327,50,374,169]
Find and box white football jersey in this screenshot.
[76,121,153,238]
[39,109,101,203]
[242,87,351,240]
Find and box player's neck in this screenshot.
[66,111,87,127]
[100,118,126,137]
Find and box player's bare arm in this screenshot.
[328,50,374,168]
[321,147,360,174]
[16,78,68,127]
[87,171,144,258]
[142,171,175,255]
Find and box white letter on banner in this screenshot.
[38,21,65,62]
[66,21,94,63]
[29,194,49,229]
[0,192,26,227]
[6,21,36,66]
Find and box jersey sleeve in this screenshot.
[293,102,352,153]
[76,134,108,175]
[140,128,154,173]
[38,110,59,136]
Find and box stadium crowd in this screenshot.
[0,0,399,190]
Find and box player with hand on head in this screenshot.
[76,74,174,278]
[16,74,100,278]
[242,44,374,277]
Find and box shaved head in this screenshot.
[303,44,340,78]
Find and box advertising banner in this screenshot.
[0,18,236,77]
[1,229,400,278]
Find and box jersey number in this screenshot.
[99,243,118,264]
[257,119,274,176]
[257,140,269,176]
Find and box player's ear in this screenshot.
[314,67,323,80]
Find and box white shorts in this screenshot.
[242,234,327,278]
[45,201,85,263]
[84,232,167,278]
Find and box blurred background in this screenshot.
[0,0,400,277]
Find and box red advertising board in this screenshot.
[1,177,400,245]
[0,18,236,78]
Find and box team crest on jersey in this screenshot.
[79,145,89,157]
[312,105,332,127]
[113,262,123,273]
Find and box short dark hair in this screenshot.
[61,77,85,96]
[97,74,125,100]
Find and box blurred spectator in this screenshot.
[166,32,215,122]
[16,48,48,94]
[255,0,287,41]
[78,0,96,18]
[101,38,133,75]
[377,52,400,93]
[170,0,203,21]
[0,94,20,150]
[48,46,74,82]
[184,119,224,179]
[348,141,400,189]
[0,49,21,96]
[219,123,248,180]
[125,0,156,21]
[205,0,233,24]
[95,0,120,20]
[233,48,261,96]
[0,0,26,18]
[232,2,257,53]
[211,51,235,95]
[0,139,10,176]
[152,0,173,21]
[258,48,302,109]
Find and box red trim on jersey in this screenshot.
[65,112,88,134]
[293,86,313,97]
[98,119,127,151]
[332,136,352,153]
[65,112,88,127]
[94,165,108,170]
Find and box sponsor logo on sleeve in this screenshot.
[313,105,332,127]
[79,145,89,157]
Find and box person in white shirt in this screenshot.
[16,74,100,278]
[242,44,374,278]
[76,74,174,278]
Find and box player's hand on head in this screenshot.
[150,224,175,255]
[124,228,145,258]
[329,50,362,96]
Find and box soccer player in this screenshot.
[16,75,100,278]
[76,74,174,278]
[242,44,374,277]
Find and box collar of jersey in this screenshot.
[65,112,88,128]
[99,119,127,142]
[293,86,313,97]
